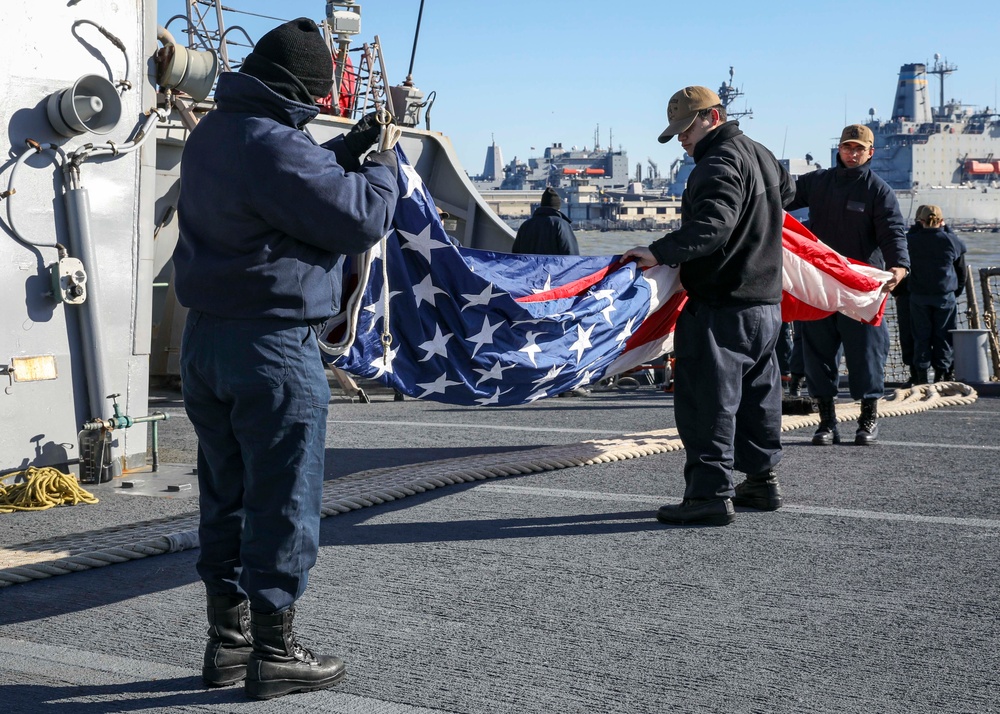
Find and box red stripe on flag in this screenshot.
[782,213,883,292]
[514,261,624,303]
[624,289,686,351]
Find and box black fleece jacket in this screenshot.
[512,206,580,255]
[649,121,795,306]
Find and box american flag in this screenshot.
[319,148,890,406]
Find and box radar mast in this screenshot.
[717,66,753,121]
[927,54,957,113]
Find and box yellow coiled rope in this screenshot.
[0,466,99,512]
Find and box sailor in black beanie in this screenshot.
[240,17,334,103]
[173,16,399,702]
[511,186,579,256]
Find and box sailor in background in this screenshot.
[172,18,399,700]
[905,204,967,384]
[621,85,795,527]
[786,124,909,446]
[513,186,587,397]
[512,186,580,256]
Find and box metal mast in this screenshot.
[928,54,957,112]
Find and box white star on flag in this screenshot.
[466,316,503,358]
[519,330,544,367]
[400,162,426,199]
[615,315,639,345]
[368,344,398,379]
[473,359,516,386]
[413,273,447,308]
[399,222,450,263]
[570,368,599,390]
[532,363,567,386]
[474,386,514,406]
[417,324,453,362]
[416,372,463,398]
[461,283,506,311]
[569,323,596,362]
[531,274,553,294]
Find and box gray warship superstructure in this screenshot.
[862,57,1000,228]
[473,126,631,191]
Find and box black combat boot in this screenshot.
[933,367,954,383]
[656,498,735,526]
[913,367,929,385]
[787,373,805,397]
[811,397,840,445]
[732,469,783,511]
[245,607,346,700]
[855,398,879,445]
[203,595,253,687]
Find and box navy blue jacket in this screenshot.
[649,121,795,305]
[786,155,908,271]
[906,224,967,296]
[512,206,579,255]
[173,72,399,322]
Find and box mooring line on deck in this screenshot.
[0,382,979,587]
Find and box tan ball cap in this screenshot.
[657,86,722,143]
[839,124,874,149]
[915,204,943,223]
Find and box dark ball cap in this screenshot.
[541,187,561,210]
[253,18,333,98]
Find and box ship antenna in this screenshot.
[404,0,426,86]
[928,53,957,112]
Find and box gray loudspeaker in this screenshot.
[156,44,219,102]
[45,75,123,137]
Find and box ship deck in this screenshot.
[1,381,998,713]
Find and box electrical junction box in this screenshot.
[50,256,87,304]
[326,2,362,36]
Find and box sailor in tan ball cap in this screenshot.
[620,84,795,527]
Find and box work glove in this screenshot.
[343,112,381,159]
[364,147,398,178]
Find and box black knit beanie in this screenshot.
[541,187,561,210]
[242,18,333,102]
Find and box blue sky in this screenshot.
[159,0,1000,179]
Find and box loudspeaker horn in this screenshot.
[45,74,123,137]
[155,43,219,102]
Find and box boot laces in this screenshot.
[291,641,318,663]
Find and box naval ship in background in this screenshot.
[472,126,631,192]
[862,56,1000,230]
[472,68,819,230]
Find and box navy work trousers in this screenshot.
[180,311,330,613]
[801,313,888,400]
[910,292,957,372]
[673,300,783,500]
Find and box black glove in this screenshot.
[365,147,398,177]
[343,112,381,159]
